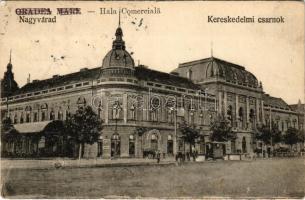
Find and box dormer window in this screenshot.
[187,69,193,79]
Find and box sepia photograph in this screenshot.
[0,1,304,198]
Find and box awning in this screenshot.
[13,121,51,134]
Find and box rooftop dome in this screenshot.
[102,26,135,69]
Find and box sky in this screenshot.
[0,1,304,104]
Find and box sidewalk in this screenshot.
[1,157,176,170]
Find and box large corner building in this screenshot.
[1,23,304,158]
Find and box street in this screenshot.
[1,158,305,198]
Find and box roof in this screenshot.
[13,121,51,133]
[13,67,101,95]
[102,49,134,69]
[263,94,291,110]
[289,103,305,113]
[179,57,245,70]
[135,66,200,90]
[176,57,259,88]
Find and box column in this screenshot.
[218,91,222,115]
[235,95,239,128]
[261,100,265,124]
[256,99,260,124]
[104,95,109,124]
[224,91,228,118]
[246,96,250,129]
[123,93,127,124]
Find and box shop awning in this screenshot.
[13,121,52,134]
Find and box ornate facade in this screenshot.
[1,23,303,158]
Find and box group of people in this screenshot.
[153,150,199,164]
[175,151,198,163]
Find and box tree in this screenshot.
[256,124,272,145]
[283,127,299,150]
[179,119,200,155]
[134,126,149,157]
[1,117,19,156]
[210,115,236,142]
[64,106,103,159]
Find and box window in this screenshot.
[58,110,63,120]
[238,107,244,128]
[13,115,17,124]
[130,104,136,120]
[26,113,31,123]
[50,110,55,120]
[189,110,194,124]
[66,109,71,119]
[97,136,103,157]
[242,137,247,153]
[33,112,38,122]
[129,135,135,157]
[151,134,158,151]
[167,109,174,123]
[111,134,121,157]
[199,111,204,125]
[20,113,24,124]
[112,101,122,120]
[65,85,73,89]
[187,69,193,79]
[41,111,46,121]
[227,105,233,126]
[249,109,255,122]
[167,135,173,155]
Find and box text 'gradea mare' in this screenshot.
[208,16,285,23]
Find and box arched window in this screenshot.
[167,135,173,155]
[227,105,233,126]
[50,110,55,120]
[112,101,122,120]
[98,103,102,119]
[242,137,247,153]
[111,134,120,157]
[77,97,86,108]
[130,104,136,120]
[33,112,38,122]
[239,107,244,128]
[13,114,18,124]
[249,109,255,122]
[189,110,194,124]
[129,135,135,157]
[26,112,31,123]
[41,103,48,121]
[58,110,63,120]
[151,133,158,151]
[98,135,103,157]
[66,110,70,120]
[25,106,32,123]
[167,109,174,123]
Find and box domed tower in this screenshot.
[101,20,135,78]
